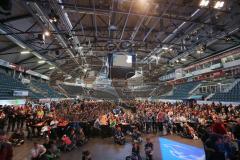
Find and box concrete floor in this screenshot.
[13,134,204,160]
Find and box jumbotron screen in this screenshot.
[107,52,136,79]
[112,54,132,68]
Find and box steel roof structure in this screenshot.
[0,0,240,83]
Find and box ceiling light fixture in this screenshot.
[20,50,30,54]
[199,0,209,7]
[197,50,203,54]
[181,58,187,61]
[49,10,59,23]
[38,60,46,64]
[214,1,225,9]
[43,30,50,37]
[9,64,16,68]
[49,66,55,70]
[162,46,169,50]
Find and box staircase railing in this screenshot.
[223,79,240,93]
[205,93,215,100]
[57,85,69,98]
[189,83,202,94]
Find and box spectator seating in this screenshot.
[0,73,28,100]
[210,81,240,102]
[91,90,118,100]
[160,81,201,100]
[0,73,64,100]
[31,81,65,98]
[61,84,118,99]
[60,84,86,97]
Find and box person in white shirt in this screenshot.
[50,118,59,129]
[29,142,46,160]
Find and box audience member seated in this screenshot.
[211,117,227,135]
[29,142,47,160]
[181,123,199,140]
[131,127,142,143]
[45,140,61,160]
[9,129,25,146]
[114,126,125,145]
[76,128,88,147]
[233,118,240,148]
[61,134,73,152]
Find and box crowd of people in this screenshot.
[126,101,240,160]
[0,99,240,160]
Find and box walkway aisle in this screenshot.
[13,135,203,160]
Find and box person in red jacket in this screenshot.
[211,117,227,135]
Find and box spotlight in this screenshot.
[199,0,209,7]
[20,50,30,54]
[43,30,50,37]
[49,16,58,23]
[49,10,59,23]
[214,1,224,9]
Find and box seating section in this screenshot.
[210,81,240,102]
[132,90,153,98]
[61,84,118,99]
[160,81,201,100]
[60,84,86,97]
[115,87,134,100]
[91,90,118,99]
[0,73,29,100]
[0,73,64,100]
[151,84,173,97]
[31,81,65,98]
